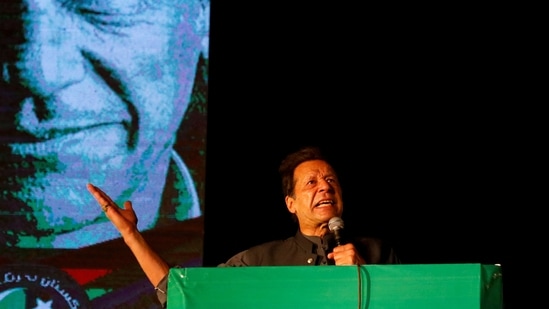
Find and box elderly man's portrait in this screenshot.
[1,0,209,307]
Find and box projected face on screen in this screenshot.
[0,0,209,249]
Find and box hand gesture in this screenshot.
[86,183,139,237]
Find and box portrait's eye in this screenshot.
[69,0,153,30]
[76,0,146,15]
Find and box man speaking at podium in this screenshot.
[87,146,400,307]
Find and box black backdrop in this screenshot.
[204,2,524,307]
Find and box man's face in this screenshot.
[286,160,343,234]
[0,0,208,247]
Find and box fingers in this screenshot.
[330,244,365,265]
[87,183,120,217]
[101,203,110,212]
[87,183,139,225]
[123,201,138,224]
[332,243,354,253]
[123,200,133,211]
[87,183,116,206]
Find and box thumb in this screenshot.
[123,200,133,210]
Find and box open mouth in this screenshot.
[315,199,334,207]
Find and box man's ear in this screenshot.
[285,196,296,214]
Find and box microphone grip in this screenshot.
[333,228,343,246]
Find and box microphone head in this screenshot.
[328,217,344,232]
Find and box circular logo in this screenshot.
[0,264,90,309]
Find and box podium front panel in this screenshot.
[167,264,502,309]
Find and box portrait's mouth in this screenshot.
[6,126,91,142]
[5,123,127,157]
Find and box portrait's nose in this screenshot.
[1,0,86,98]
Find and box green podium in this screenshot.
[167,263,502,308]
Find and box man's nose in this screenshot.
[318,179,333,191]
[2,1,86,97]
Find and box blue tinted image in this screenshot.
[1,0,209,307]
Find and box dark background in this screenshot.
[204,3,528,308]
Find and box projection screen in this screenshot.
[1,1,209,307]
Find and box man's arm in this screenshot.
[86,184,170,290]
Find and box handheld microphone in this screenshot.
[328,217,345,246]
